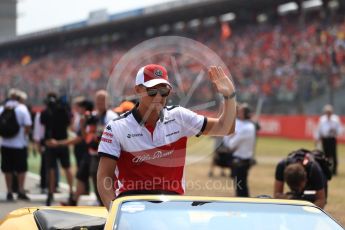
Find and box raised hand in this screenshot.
[208,66,235,97]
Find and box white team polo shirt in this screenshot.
[98,105,207,196]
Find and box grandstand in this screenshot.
[0,0,344,114]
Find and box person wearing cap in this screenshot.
[97,64,237,210]
[315,104,342,175]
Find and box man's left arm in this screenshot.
[314,189,326,208]
[309,164,327,208]
[202,66,236,136]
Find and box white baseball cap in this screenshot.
[135,64,171,88]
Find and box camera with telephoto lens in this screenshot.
[286,190,316,202]
[84,111,99,125]
[45,94,69,112]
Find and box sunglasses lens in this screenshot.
[159,88,170,97]
[146,87,170,97]
[147,89,158,97]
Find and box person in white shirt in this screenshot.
[223,103,256,197]
[97,64,237,210]
[0,89,32,201]
[315,104,342,175]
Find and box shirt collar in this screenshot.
[131,103,165,126]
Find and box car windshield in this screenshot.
[114,200,343,230]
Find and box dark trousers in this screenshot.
[90,155,101,205]
[40,151,60,189]
[322,137,337,175]
[232,159,251,197]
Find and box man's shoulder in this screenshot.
[15,103,29,113]
[319,115,327,122]
[164,105,198,116]
[110,110,132,124]
[236,120,255,132]
[276,159,287,169]
[163,105,183,118]
[331,114,340,122]
[105,109,119,123]
[164,105,180,111]
[307,161,323,174]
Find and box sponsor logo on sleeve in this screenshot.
[101,138,112,143]
[103,132,113,137]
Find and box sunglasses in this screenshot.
[145,86,171,97]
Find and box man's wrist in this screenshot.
[223,91,236,100]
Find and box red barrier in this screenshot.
[258,115,345,143]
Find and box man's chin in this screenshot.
[150,102,164,111]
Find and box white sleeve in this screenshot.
[336,116,343,135]
[33,113,45,142]
[98,121,121,160]
[178,107,207,137]
[226,124,254,149]
[222,135,233,149]
[226,131,245,149]
[315,119,322,140]
[18,105,32,126]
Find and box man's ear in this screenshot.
[135,85,142,94]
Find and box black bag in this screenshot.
[286,148,332,181]
[214,142,233,167]
[0,106,20,138]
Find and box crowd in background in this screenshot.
[0,11,344,113]
[0,9,343,207]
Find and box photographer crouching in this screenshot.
[274,150,327,208]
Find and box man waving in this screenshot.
[97,64,236,209]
